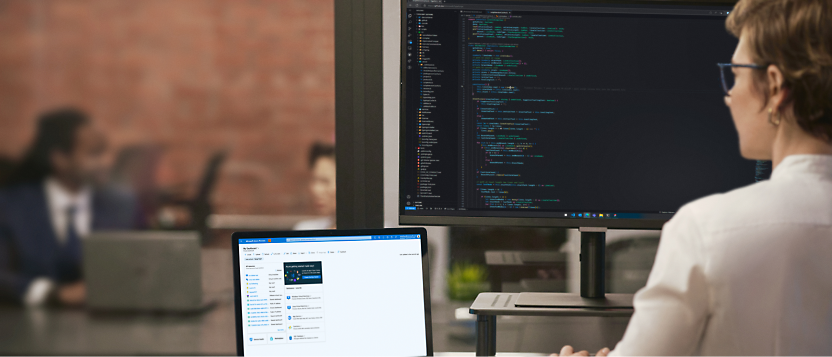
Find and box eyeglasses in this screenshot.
[717,63,767,96]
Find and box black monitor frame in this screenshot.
[397,0,737,230]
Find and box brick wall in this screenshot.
[0,0,335,215]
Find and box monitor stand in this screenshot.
[514,227,634,309]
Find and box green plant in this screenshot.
[447,262,489,301]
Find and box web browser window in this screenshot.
[238,234,428,356]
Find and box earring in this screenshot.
[768,108,781,126]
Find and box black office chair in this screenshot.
[164,150,227,245]
[192,150,226,243]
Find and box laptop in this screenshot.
[83,231,205,312]
[232,228,433,356]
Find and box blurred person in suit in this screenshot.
[294,142,336,230]
[0,108,138,307]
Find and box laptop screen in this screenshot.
[236,232,429,356]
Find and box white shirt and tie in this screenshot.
[22,178,92,306]
[610,154,832,355]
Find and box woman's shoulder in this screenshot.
[672,180,778,234]
[675,174,832,236]
[687,179,773,209]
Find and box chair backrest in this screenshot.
[195,150,227,204]
[191,150,227,245]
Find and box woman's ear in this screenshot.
[766,64,787,111]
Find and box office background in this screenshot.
[0,0,660,354]
[0,0,335,217]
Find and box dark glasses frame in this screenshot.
[717,63,768,96]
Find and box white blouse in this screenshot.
[610,154,832,356]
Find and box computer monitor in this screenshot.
[398,0,762,229]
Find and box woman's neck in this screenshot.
[772,120,832,169]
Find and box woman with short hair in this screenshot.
[558,0,832,355]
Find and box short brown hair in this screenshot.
[308,142,335,168]
[726,0,832,140]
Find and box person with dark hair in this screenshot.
[294,142,336,230]
[0,108,137,306]
[555,0,832,355]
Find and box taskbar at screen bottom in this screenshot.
[399,214,669,229]
[399,208,673,229]
[400,208,672,220]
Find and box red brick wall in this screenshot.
[0,0,335,215]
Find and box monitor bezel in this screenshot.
[397,0,736,230]
[232,228,433,356]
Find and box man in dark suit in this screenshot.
[0,108,137,306]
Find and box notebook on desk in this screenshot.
[232,228,433,356]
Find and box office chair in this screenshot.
[162,150,227,245]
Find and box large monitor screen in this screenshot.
[399,0,765,229]
[232,229,431,356]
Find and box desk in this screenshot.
[0,249,547,357]
[0,249,627,355]
[0,304,593,357]
[0,249,237,355]
[0,303,236,355]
